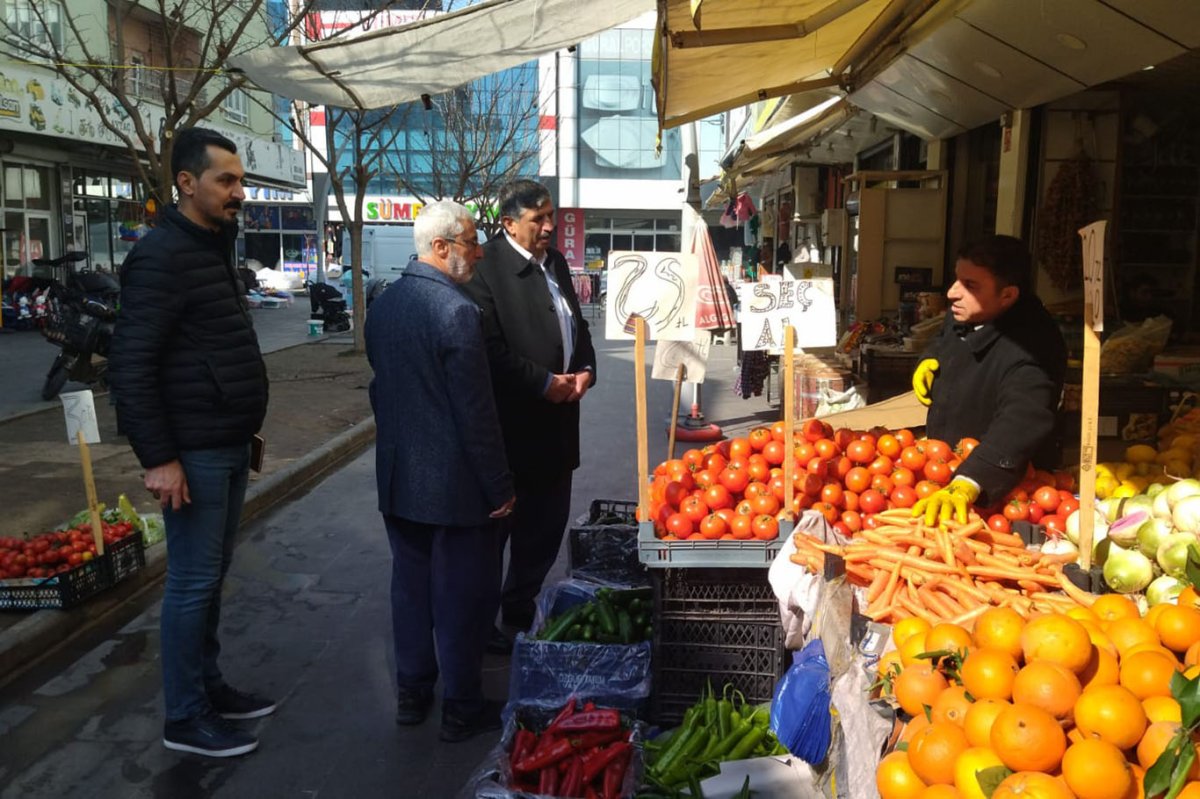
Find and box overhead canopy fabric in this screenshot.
[228,0,654,109]
[653,0,892,129]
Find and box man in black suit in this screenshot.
[463,180,597,650]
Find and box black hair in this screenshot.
[498,179,551,221]
[171,127,238,187]
[957,235,1033,293]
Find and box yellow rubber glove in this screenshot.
[911,478,980,526]
[912,358,939,407]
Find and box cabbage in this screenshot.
[1146,575,1187,606]
[1108,510,1149,548]
[1102,545,1155,593]
[1157,532,1199,579]
[1173,495,1200,534]
[1138,517,1174,559]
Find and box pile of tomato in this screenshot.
[645,420,1079,542]
[984,482,1080,539]
[0,522,137,580]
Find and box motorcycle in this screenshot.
[38,251,121,401]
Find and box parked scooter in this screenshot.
[305,280,351,333]
[38,251,120,400]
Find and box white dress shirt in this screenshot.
[504,233,575,373]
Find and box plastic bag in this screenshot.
[460,701,644,799]
[815,384,865,418]
[770,640,832,766]
[1102,315,1172,374]
[510,580,652,711]
[567,524,648,587]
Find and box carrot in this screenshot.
[952,542,979,566]
[846,563,875,582]
[866,569,889,603]
[879,559,904,608]
[896,592,940,624]
[964,566,1060,585]
[1018,579,1043,594]
[1055,571,1098,607]
[948,604,989,627]
[919,586,957,619]
[936,579,986,606]
[976,530,1026,548]
[1036,552,1079,565]
[949,520,986,538]
[869,550,962,575]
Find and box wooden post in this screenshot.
[1077,221,1107,571]
[77,431,106,556]
[667,363,685,462]
[635,317,650,523]
[783,325,797,521]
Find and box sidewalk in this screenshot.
[0,326,377,682]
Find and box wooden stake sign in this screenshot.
[783,325,797,521]
[634,316,650,522]
[77,431,105,556]
[1077,220,1107,570]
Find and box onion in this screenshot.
[1065,507,1109,549]
[1153,490,1173,521]
[1173,495,1200,534]
[1146,575,1187,606]
[1039,537,1079,560]
[1102,545,1155,594]
[1137,517,1174,559]
[1146,482,1167,499]
[1166,478,1200,508]
[1156,532,1198,579]
[1108,510,1149,548]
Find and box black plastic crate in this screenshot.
[568,499,647,586]
[650,568,786,726]
[104,534,146,584]
[0,534,145,610]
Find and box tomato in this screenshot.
[876,433,901,459]
[1041,514,1066,537]
[81,551,94,562]
[801,419,826,443]
[890,485,917,509]
[831,456,853,482]
[692,469,718,491]
[1002,500,1030,522]
[1028,503,1045,524]
[751,493,780,516]
[820,483,845,509]
[859,489,887,515]
[768,475,787,501]
[703,451,728,473]
[680,495,709,523]
[1055,472,1076,492]
[807,458,832,480]
[814,438,839,460]
[699,514,727,540]
[1032,485,1060,512]
[746,455,771,483]
[810,502,839,525]
[744,481,770,500]
[665,513,694,538]
[718,465,750,494]
[68,552,83,566]
[891,466,916,487]
[842,467,870,494]
[870,474,895,496]
[987,514,1011,533]
[923,460,952,485]
[955,437,980,458]
[682,448,705,471]
[868,454,894,476]
[832,521,852,538]
[728,437,754,460]
[843,490,860,512]
[833,427,855,453]
[846,439,875,464]
[664,480,690,508]
[924,439,952,461]
[751,514,779,540]
[761,440,786,466]
[894,428,916,448]
[793,442,816,466]
[770,421,787,442]
[735,499,755,517]
[899,446,927,471]
[729,514,754,539]
[1059,496,1080,517]
[840,510,863,533]
[748,427,773,452]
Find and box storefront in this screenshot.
[582,213,682,268]
[242,186,320,281]
[70,167,149,274]
[1,159,59,279]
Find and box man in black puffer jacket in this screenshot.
[108,127,272,759]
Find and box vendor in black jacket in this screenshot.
[911,235,1067,523]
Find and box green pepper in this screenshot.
[650,708,698,777]
[662,729,710,786]
[582,624,594,641]
[540,605,584,642]
[728,726,766,761]
[717,699,732,740]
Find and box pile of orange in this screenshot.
[875,592,1200,799]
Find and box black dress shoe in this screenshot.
[395,688,433,726]
[439,699,503,743]
[485,627,513,656]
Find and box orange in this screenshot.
[1137,722,1200,779]
[1186,640,1200,667]
[1066,605,1099,624]
[1119,649,1179,700]
[908,721,970,786]
[1128,766,1147,799]
[1179,585,1200,610]
[963,698,1010,748]
[974,607,1026,660]
[960,648,1020,701]
[877,750,928,799]
[1085,627,1120,660]
[1021,614,1093,674]
[1145,602,1171,632]
[900,713,932,744]
[1079,645,1120,690]
[1123,642,1180,662]
[896,617,935,648]
[926,623,975,656]
[991,771,1076,799]
[879,650,904,689]
[1074,685,1148,750]
[954,746,1006,799]
[1106,618,1160,657]
[1091,594,1141,623]
[901,633,932,667]
[1142,695,1182,724]
[917,786,963,799]
[931,685,974,727]
[1178,784,1200,799]
[990,703,1067,773]
[1155,604,1200,653]
[1011,660,1082,722]
[1060,739,1133,799]
[895,663,951,717]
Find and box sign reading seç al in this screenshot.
[0,63,304,187]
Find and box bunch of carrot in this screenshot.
[790,509,1097,626]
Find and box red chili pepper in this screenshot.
[584,785,600,799]
[549,709,621,734]
[582,741,631,783]
[560,755,584,798]
[538,764,560,794]
[549,697,577,728]
[510,729,536,770]
[514,737,574,774]
[583,701,596,712]
[568,729,626,751]
[602,746,631,799]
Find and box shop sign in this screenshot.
[350,196,498,223]
[557,208,584,269]
[604,250,698,342]
[738,277,836,351]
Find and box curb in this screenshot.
[0,416,377,688]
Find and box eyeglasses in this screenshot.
[441,236,481,250]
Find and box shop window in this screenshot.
[110,176,135,201]
[245,205,280,231]
[656,234,681,252]
[86,199,112,271]
[612,233,633,250]
[633,233,654,251]
[24,165,50,211]
[281,206,315,230]
[4,165,22,206]
[5,0,64,52]
[223,88,249,126]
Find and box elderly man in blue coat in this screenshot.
[364,200,514,743]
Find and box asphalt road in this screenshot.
[0,314,778,797]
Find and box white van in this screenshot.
[342,225,417,278]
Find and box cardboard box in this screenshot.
[1154,349,1200,381]
[817,390,928,431]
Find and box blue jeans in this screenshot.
[384,515,500,709]
[161,444,250,721]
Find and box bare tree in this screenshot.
[389,66,543,237]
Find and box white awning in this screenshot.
[228,0,654,109]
